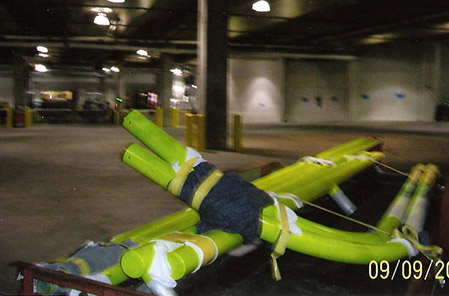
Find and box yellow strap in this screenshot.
[191,170,224,210]
[270,203,291,281]
[70,257,90,276]
[162,233,217,265]
[168,157,199,196]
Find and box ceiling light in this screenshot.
[252,0,270,12]
[102,67,111,73]
[110,66,120,73]
[136,49,148,56]
[108,0,125,3]
[91,7,113,13]
[35,64,48,72]
[94,13,110,26]
[170,68,183,76]
[36,46,48,53]
[38,53,49,58]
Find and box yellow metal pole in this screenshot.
[6,107,13,128]
[185,113,193,147]
[113,111,120,125]
[24,106,32,128]
[233,114,243,152]
[196,115,206,151]
[171,108,179,128]
[155,108,163,127]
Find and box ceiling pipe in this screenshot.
[0,36,358,60]
[230,52,358,61]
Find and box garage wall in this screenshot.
[0,73,14,106]
[285,59,350,122]
[228,58,284,124]
[349,43,441,121]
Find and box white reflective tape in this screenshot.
[300,156,336,166]
[388,238,419,258]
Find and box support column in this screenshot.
[198,0,228,150]
[116,72,125,99]
[159,56,173,127]
[13,56,29,107]
[13,54,30,127]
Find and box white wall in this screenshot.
[285,59,350,122]
[228,58,284,124]
[0,73,13,106]
[350,43,441,121]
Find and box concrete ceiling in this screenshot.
[1,0,449,71]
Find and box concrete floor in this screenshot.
[1,121,448,295]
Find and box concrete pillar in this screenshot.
[116,72,125,99]
[159,56,173,127]
[197,0,228,150]
[13,54,29,107]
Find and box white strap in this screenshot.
[148,240,184,288]
[272,198,302,236]
[344,155,375,162]
[300,156,336,166]
[172,147,206,172]
[268,192,303,209]
[388,238,419,258]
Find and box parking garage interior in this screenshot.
[1,1,449,295]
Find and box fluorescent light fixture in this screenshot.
[108,0,125,3]
[36,46,48,53]
[110,66,120,72]
[170,68,183,76]
[252,0,270,12]
[136,49,148,56]
[38,53,49,58]
[102,67,111,73]
[94,13,110,26]
[35,64,48,72]
[91,7,113,13]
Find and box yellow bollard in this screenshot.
[113,111,121,125]
[6,107,13,128]
[171,108,179,128]
[184,113,205,151]
[233,114,243,152]
[155,108,163,127]
[196,115,206,151]
[185,113,193,147]
[24,106,32,128]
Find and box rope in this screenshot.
[372,160,410,177]
[298,197,443,260]
[299,198,391,236]
[345,155,409,177]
